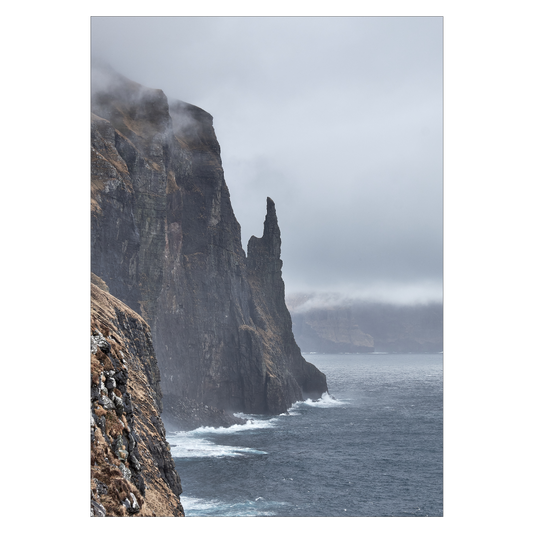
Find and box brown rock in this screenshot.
[90,282,184,517]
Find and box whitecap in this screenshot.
[180,496,219,512]
[168,432,267,458]
[167,413,280,459]
[186,416,277,435]
[180,495,289,517]
[290,392,347,409]
[279,410,301,416]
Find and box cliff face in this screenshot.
[90,278,184,517]
[287,294,443,354]
[91,66,327,429]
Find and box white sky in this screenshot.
[91,16,443,303]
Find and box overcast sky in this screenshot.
[91,16,443,304]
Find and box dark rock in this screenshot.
[123,392,133,416]
[129,454,142,472]
[91,68,328,429]
[97,338,111,355]
[162,394,247,431]
[127,430,138,453]
[93,413,106,435]
[246,198,329,404]
[111,392,124,416]
[91,383,101,402]
[91,499,106,517]
[94,479,108,496]
[113,369,128,388]
[131,470,146,497]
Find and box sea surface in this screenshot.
[168,352,443,517]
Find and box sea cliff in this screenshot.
[91,65,327,429]
[90,277,184,516]
[287,294,443,353]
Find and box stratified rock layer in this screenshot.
[91,66,327,428]
[90,280,184,517]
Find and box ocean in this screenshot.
[167,352,443,517]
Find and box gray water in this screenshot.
[168,352,443,516]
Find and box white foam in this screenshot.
[186,416,277,435]
[180,496,219,512]
[169,394,343,459]
[168,425,269,458]
[289,392,347,410]
[180,495,288,517]
[167,414,279,458]
[168,432,267,458]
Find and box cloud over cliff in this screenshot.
[91,16,443,304]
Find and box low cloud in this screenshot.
[92,17,443,305]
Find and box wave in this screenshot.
[169,394,343,459]
[168,432,267,458]
[180,495,289,517]
[288,392,347,411]
[168,414,280,459]
[184,416,278,435]
[179,496,217,513]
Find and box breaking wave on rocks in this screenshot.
[287,391,347,411]
[167,392,345,459]
[172,354,443,517]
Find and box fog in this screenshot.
[91,17,443,304]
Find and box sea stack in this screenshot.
[91,65,328,430]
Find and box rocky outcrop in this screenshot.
[90,279,184,517]
[91,65,327,429]
[288,294,443,353]
[245,199,329,410]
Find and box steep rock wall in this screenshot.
[91,67,327,429]
[90,279,184,517]
[246,198,330,410]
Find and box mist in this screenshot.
[91,16,443,305]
